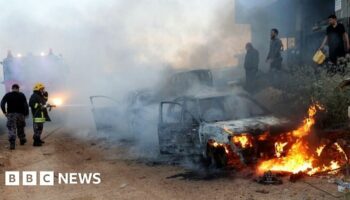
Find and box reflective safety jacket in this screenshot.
[29,91,51,123]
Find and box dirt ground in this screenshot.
[0,126,345,200]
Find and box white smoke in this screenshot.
[0,0,262,158]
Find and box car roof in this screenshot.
[174,69,211,75]
[169,90,271,114]
[172,89,234,100]
[191,91,233,99]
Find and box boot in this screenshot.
[10,141,15,150]
[20,138,27,145]
[33,139,42,147]
[39,139,45,144]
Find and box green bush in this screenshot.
[267,64,350,129]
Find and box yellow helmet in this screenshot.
[33,83,45,91]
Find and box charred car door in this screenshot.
[90,96,129,138]
[158,102,201,155]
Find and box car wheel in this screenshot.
[213,147,228,168]
[206,144,227,168]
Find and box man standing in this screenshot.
[266,28,283,71]
[320,14,350,64]
[1,84,29,150]
[244,43,259,92]
[29,83,51,147]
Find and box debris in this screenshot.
[255,189,269,194]
[327,178,336,184]
[255,171,283,185]
[336,179,350,193]
[120,183,128,189]
[85,157,92,161]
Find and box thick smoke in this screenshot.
[0,0,271,159]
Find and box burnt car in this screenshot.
[158,90,291,167]
[90,69,214,139]
[165,69,213,97]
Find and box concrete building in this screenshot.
[235,0,341,66]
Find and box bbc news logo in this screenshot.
[5,171,101,186]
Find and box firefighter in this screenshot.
[29,83,51,147]
[1,84,29,150]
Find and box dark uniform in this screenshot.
[244,47,259,91]
[0,91,29,145]
[267,38,283,70]
[29,91,51,146]
[327,23,346,64]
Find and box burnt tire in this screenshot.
[213,147,228,168]
[206,146,228,168]
[200,154,212,168]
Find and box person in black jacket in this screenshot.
[320,14,350,64]
[266,28,283,71]
[244,43,259,92]
[1,84,29,150]
[29,83,51,147]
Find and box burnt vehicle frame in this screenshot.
[157,92,292,167]
[90,95,132,140]
[90,69,215,138]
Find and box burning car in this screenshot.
[158,90,350,175]
[157,90,292,167]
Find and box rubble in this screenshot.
[336,179,350,192]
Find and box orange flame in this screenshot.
[232,135,253,149]
[256,104,343,175]
[316,145,326,157]
[258,132,269,141]
[335,143,349,161]
[275,142,288,158]
[209,141,230,154]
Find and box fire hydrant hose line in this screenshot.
[42,126,63,140]
[301,163,349,199]
[303,180,343,199]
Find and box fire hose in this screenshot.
[303,142,350,199]
[45,104,56,111]
[41,127,63,140]
[303,180,343,199]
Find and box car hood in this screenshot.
[204,116,289,135]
